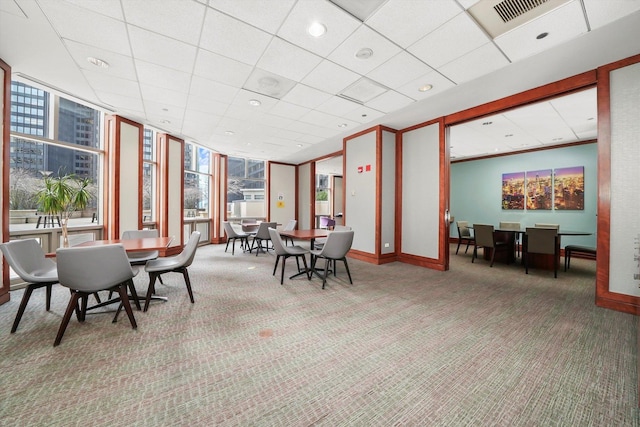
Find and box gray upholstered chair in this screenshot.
[310,230,354,289]
[499,221,521,257]
[250,222,277,255]
[54,243,138,346]
[313,225,351,251]
[281,219,297,246]
[455,221,475,255]
[122,229,161,265]
[223,222,250,255]
[143,231,200,312]
[0,239,59,333]
[524,227,559,278]
[268,228,310,284]
[471,224,510,267]
[534,223,560,230]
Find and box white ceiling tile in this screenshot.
[140,83,188,109]
[365,91,414,113]
[281,84,333,109]
[409,12,489,69]
[299,109,339,126]
[328,26,402,75]
[200,9,273,65]
[231,89,279,111]
[122,0,206,45]
[278,0,361,57]
[54,0,122,19]
[189,75,238,104]
[82,70,140,97]
[367,0,462,47]
[367,51,433,89]
[186,94,230,116]
[583,0,640,29]
[295,134,325,144]
[95,91,144,112]
[437,43,509,84]
[64,40,137,80]
[315,96,361,116]
[342,105,385,124]
[301,60,361,95]
[242,68,297,99]
[128,26,197,73]
[208,0,295,34]
[494,1,588,62]
[135,60,191,93]
[270,101,311,120]
[38,0,131,56]
[253,113,294,129]
[193,49,253,87]
[256,38,323,82]
[396,70,456,101]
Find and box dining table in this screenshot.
[279,229,331,279]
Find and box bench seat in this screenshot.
[564,245,596,271]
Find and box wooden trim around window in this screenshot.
[1,58,11,305]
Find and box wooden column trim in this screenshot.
[1,58,11,305]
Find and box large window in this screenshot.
[142,128,157,223]
[9,80,102,229]
[184,142,211,218]
[227,157,265,220]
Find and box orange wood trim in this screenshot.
[1,58,11,301]
[269,160,297,167]
[375,127,382,257]
[211,153,221,240]
[158,133,169,238]
[222,154,228,222]
[445,70,597,126]
[394,131,403,258]
[341,150,346,226]
[137,125,143,230]
[440,118,450,271]
[594,55,640,315]
[347,249,396,265]
[451,139,597,163]
[295,164,299,228]
[298,150,343,167]
[169,135,185,246]
[266,161,272,220]
[397,253,447,271]
[399,117,443,135]
[309,161,316,229]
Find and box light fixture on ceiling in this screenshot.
[536,32,549,40]
[161,120,170,124]
[308,22,326,38]
[248,99,261,107]
[355,48,373,60]
[87,57,109,68]
[552,137,563,141]
[505,134,513,137]
[338,123,348,128]
[418,84,433,92]
[296,144,303,148]
[225,131,234,136]
[162,108,169,112]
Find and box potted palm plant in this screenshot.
[37,174,93,247]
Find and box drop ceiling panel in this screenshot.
[396,70,456,101]
[243,68,296,100]
[186,95,229,116]
[140,83,188,109]
[270,101,311,120]
[278,0,361,57]
[193,50,253,88]
[208,0,295,34]
[494,1,588,62]
[200,10,272,65]
[128,26,197,73]
[189,76,238,104]
[64,40,137,81]
[315,96,361,116]
[301,60,360,95]
[437,43,509,84]
[135,61,191,93]
[366,51,434,90]
[281,84,333,109]
[583,0,640,29]
[95,91,144,112]
[121,0,206,45]
[328,26,402,75]
[342,105,385,124]
[82,70,139,98]
[54,0,123,20]
[256,38,323,82]
[408,12,490,69]
[367,0,462,48]
[365,90,414,113]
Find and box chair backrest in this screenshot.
[473,224,495,248]
[525,227,558,255]
[255,222,277,239]
[283,219,297,232]
[223,222,239,238]
[333,225,351,231]
[499,221,521,231]
[56,244,134,292]
[268,228,288,256]
[174,231,201,267]
[534,223,560,230]
[320,231,354,259]
[122,229,159,259]
[0,239,57,283]
[456,221,471,238]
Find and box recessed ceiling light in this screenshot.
[482,121,493,125]
[536,32,549,40]
[162,108,169,112]
[248,99,261,107]
[225,131,234,136]
[308,22,326,38]
[552,137,563,141]
[161,120,170,124]
[362,114,367,117]
[296,144,303,148]
[87,57,109,68]
[355,48,373,60]
[418,84,433,92]
[247,142,252,146]
[505,134,513,137]
[587,117,595,121]
[338,123,348,128]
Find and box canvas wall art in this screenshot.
[526,169,553,210]
[502,172,525,210]
[554,166,585,210]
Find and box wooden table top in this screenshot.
[279,229,330,240]
[75,236,174,252]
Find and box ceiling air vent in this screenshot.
[468,0,571,38]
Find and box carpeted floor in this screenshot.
[0,243,637,426]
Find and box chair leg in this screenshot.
[343,258,353,284]
[54,292,82,346]
[11,284,35,333]
[301,255,310,279]
[127,279,141,311]
[472,245,477,263]
[309,255,317,280]
[46,284,52,311]
[182,268,195,304]
[280,256,286,285]
[489,247,496,267]
[321,258,330,289]
[456,240,461,254]
[273,255,280,276]
[116,284,137,329]
[225,239,231,253]
[144,274,158,312]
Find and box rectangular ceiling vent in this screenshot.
[469,0,571,38]
[493,0,548,23]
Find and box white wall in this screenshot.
[119,122,139,234]
[167,137,183,244]
[269,163,296,229]
[381,130,396,254]
[297,163,311,230]
[345,132,376,253]
[401,124,440,259]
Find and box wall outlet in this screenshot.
[384,242,390,248]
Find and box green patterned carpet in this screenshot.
[0,243,637,426]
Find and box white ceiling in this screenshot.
[1,0,639,164]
